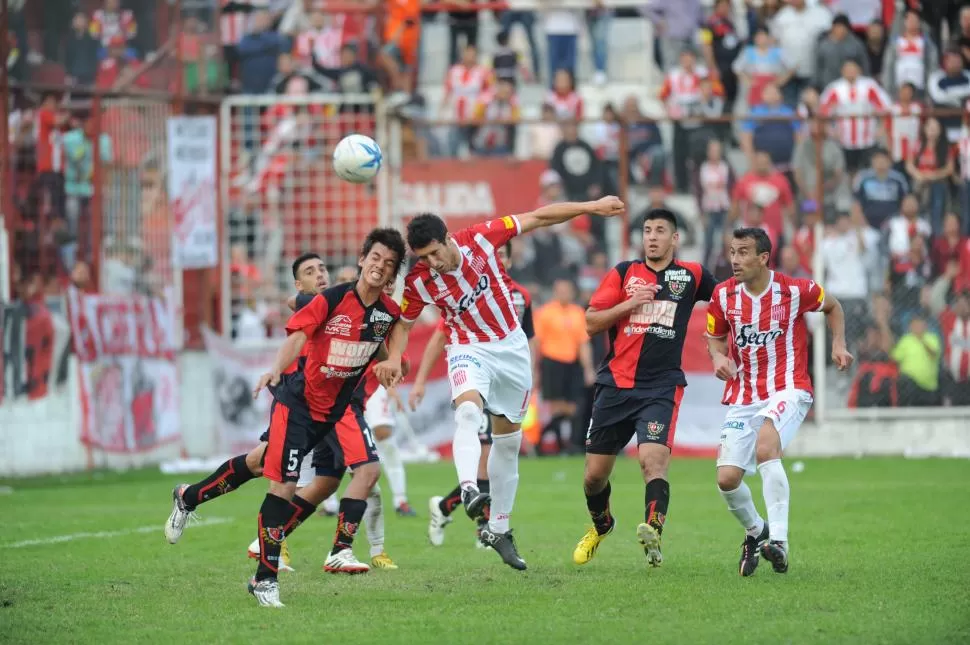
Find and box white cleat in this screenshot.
[323,548,370,574]
[247,538,295,572]
[164,484,196,544]
[248,577,285,608]
[428,496,453,547]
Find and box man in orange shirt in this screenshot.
[380,0,421,97]
[534,277,595,454]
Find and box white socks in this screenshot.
[487,430,522,534]
[757,459,790,543]
[377,436,408,507]
[453,401,485,490]
[364,482,385,558]
[719,481,766,538]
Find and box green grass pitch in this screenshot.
[2,457,969,645]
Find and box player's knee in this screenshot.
[268,480,297,500]
[455,400,485,432]
[354,462,381,489]
[755,422,782,464]
[245,445,264,475]
[717,468,743,491]
[638,447,670,482]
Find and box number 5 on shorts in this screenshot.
[287,449,300,472]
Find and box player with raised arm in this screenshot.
[375,197,625,570]
[409,241,537,548]
[706,228,852,577]
[572,209,718,567]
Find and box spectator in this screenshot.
[62,116,112,264]
[954,5,970,70]
[888,194,933,264]
[747,0,781,33]
[906,117,954,235]
[441,43,489,157]
[94,35,145,90]
[820,59,891,175]
[527,103,562,161]
[491,29,531,87]
[882,8,938,100]
[380,0,420,98]
[543,9,580,84]
[797,85,820,121]
[931,212,969,279]
[826,0,881,34]
[928,49,970,144]
[681,77,726,171]
[792,119,847,220]
[887,82,922,175]
[471,79,519,157]
[940,289,970,405]
[237,11,289,94]
[550,121,603,203]
[448,0,479,66]
[578,250,609,300]
[770,0,832,106]
[791,202,819,273]
[732,25,791,109]
[587,2,611,87]
[822,211,879,346]
[293,10,342,70]
[89,0,137,58]
[546,69,583,121]
[892,315,942,406]
[853,148,910,230]
[621,96,666,188]
[779,245,809,279]
[730,149,795,236]
[815,14,870,90]
[65,12,100,87]
[888,197,934,312]
[588,103,621,193]
[272,52,324,95]
[699,0,741,112]
[660,49,709,192]
[864,20,887,81]
[644,0,703,72]
[696,138,733,266]
[279,0,313,36]
[711,231,735,281]
[741,82,798,171]
[315,44,379,107]
[497,10,540,80]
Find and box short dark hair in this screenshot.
[644,208,678,231]
[361,227,407,275]
[733,227,773,257]
[292,252,322,279]
[406,213,448,251]
[496,29,510,46]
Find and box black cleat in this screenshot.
[739,525,769,577]
[761,540,789,573]
[478,528,527,570]
[462,488,491,521]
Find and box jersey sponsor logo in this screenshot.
[624,276,650,297]
[455,274,491,314]
[625,323,676,338]
[448,353,482,368]
[734,324,783,349]
[324,314,353,337]
[370,309,393,323]
[728,308,743,316]
[326,340,381,368]
[631,300,677,328]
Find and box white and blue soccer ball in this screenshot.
[332,133,383,184]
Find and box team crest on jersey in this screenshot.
[771,305,789,322]
[668,280,687,298]
[469,255,487,274]
[646,421,665,437]
[324,314,353,336]
[664,269,691,300]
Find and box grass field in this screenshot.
[2,457,969,645]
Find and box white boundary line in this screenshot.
[4,516,235,549]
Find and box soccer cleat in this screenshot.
[738,525,769,577]
[247,577,284,608]
[324,548,370,574]
[462,488,491,522]
[475,519,489,549]
[761,540,789,573]
[164,484,196,544]
[246,538,294,572]
[479,528,527,571]
[395,502,417,517]
[427,496,453,546]
[573,521,614,565]
[636,522,663,567]
[370,552,399,570]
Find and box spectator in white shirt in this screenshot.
[823,210,880,346]
[769,0,832,106]
[527,103,562,161]
[882,8,939,100]
[887,194,933,264]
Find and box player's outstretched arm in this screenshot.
[409,325,447,410]
[516,195,625,234]
[821,295,854,371]
[253,330,307,398]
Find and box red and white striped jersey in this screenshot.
[401,216,522,345]
[660,65,709,118]
[472,92,520,150]
[886,101,922,162]
[445,64,490,121]
[706,271,825,406]
[890,35,927,89]
[220,0,268,46]
[820,76,891,150]
[544,89,583,120]
[293,26,343,68]
[941,310,970,383]
[89,9,137,48]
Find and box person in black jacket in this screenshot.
[65,12,100,87]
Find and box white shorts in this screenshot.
[446,327,533,424]
[296,453,315,488]
[716,389,813,474]
[364,385,396,431]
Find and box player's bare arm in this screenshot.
[821,295,854,371]
[374,318,414,387]
[585,286,661,336]
[409,325,448,410]
[516,195,625,234]
[705,333,738,382]
[253,330,307,397]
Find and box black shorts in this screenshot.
[541,358,582,402]
[844,146,875,174]
[263,398,332,483]
[585,384,685,455]
[312,403,379,478]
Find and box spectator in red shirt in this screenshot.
[906,117,954,235]
[95,35,145,90]
[729,149,795,235]
[939,290,970,405]
[931,212,968,278]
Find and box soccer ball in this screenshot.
[333,133,383,184]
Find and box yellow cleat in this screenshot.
[370,552,399,570]
[573,524,612,565]
[280,539,295,572]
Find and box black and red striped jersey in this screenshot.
[589,259,716,389]
[285,281,400,423]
